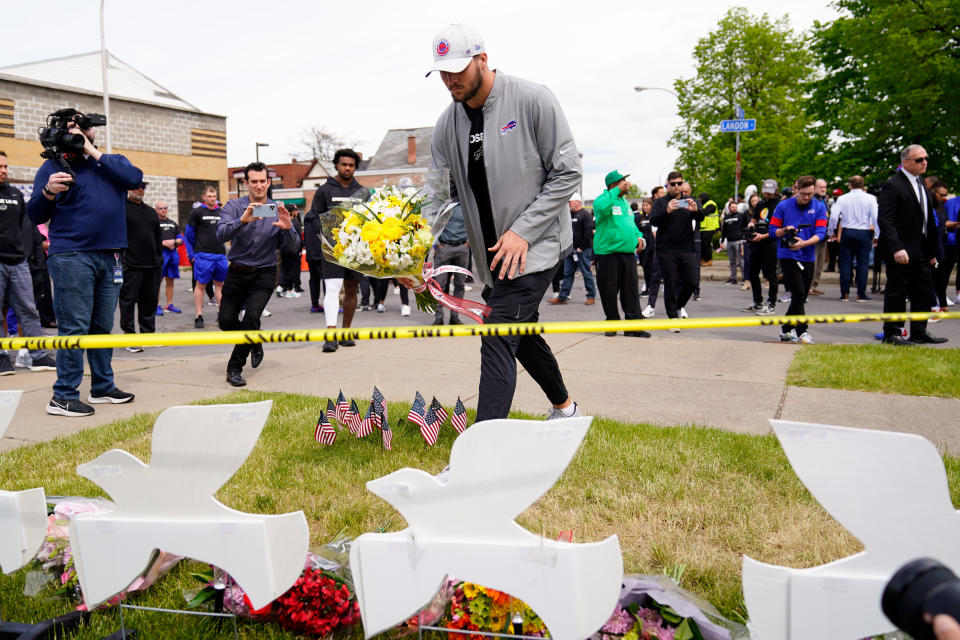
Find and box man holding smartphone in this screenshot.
[649,170,704,326]
[216,162,300,386]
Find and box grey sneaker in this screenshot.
[755,304,776,316]
[0,354,14,376]
[547,402,582,420]
[47,397,94,417]
[28,354,57,371]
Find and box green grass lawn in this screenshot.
[787,343,960,398]
[4,391,960,637]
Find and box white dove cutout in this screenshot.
[0,390,47,574]
[743,419,960,640]
[70,400,309,609]
[349,416,623,640]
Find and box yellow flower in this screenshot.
[361,220,382,243]
[381,217,404,242]
[463,583,478,598]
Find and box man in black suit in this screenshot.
[877,144,948,345]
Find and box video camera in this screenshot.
[780,223,811,249]
[744,217,769,241]
[37,108,106,186]
[883,558,960,640]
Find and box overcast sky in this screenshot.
[6,0,837,198]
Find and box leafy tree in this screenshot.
[807,0,960,189]
[669,7,815,199]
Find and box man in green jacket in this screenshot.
[593,170,649,338]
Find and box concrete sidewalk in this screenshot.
[2,334,958,453]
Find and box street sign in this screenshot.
[720,119,757,133]
[735,105,745,119]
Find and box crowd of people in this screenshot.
[3,24,955,420]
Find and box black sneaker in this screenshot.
[88,388,135,404]
[29,354,57,371]
[432,318,444,325]
[47,397,94,417]
[339,339,356,347]
[195,315,204,329]
[322,340,339,353]
[226,370,246,387]
[741,303,762,313]
[0,354,14,376]
[449,317,463,325]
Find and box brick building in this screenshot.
[354,126,432,189]
[0,51,226,222]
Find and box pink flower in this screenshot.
[601,605,634,634]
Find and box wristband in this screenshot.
[42,185,55,197]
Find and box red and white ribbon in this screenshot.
[414,262,491,324]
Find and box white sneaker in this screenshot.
[755,304,776,316]
[207,299,219,306]
[283,290,301,298]
[669,327,681,333]
[954,294,960,305]
[124,346,144,353]
[641,305,656,318]
[798,331,815,344]
[779,293,792,303]
[377,303,385,313]
[261,308,272,317]
[275,285,284,298]
[464,284,473,292]
[14,349,31,368]
[400,304,411,317]
[679,307,689,319]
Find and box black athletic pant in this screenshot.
[748,241,779,306]
[883,258,934,338]
[595,252,640,321]
[373,278,409,305]
[779,259,814,335]
[641,249,661,308]
[657,250,698,319]
[279,251,301,290]
[935,245,957,308]
[476,263,568,422]
[218,265,276,372]
[32,269,55,326]
[119,265,159,334]
[307,259,324,307]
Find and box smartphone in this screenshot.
[252,203,277,218]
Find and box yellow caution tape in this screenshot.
[0,312,957,351]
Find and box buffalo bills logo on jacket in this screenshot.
[499,120,518,136]
[436,40,450,56]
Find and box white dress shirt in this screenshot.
[829,188,879,238]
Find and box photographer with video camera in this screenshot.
[741,180,781,315]
[768,175,828,344]
[27,108,143,417]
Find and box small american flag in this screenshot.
[356,403,378,438]
[315,415,336,445]
[336,390,349,423]
[381,419,393,450]
[407,392,428,429]
[325,399,338,426]
[421,405,440,446]
[429,397,448,426]
[372,387,387,427]
[451,397,468,434]
[348,399,361,434]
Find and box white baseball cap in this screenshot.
[426,24,485,77]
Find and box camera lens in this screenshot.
[883,558,960,640]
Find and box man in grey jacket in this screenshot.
[424,23,582,422]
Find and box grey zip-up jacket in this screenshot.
[427,71,580,287]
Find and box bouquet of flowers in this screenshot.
[445,582,547,640]
[319,182,489,323]
[30,497,180,607]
